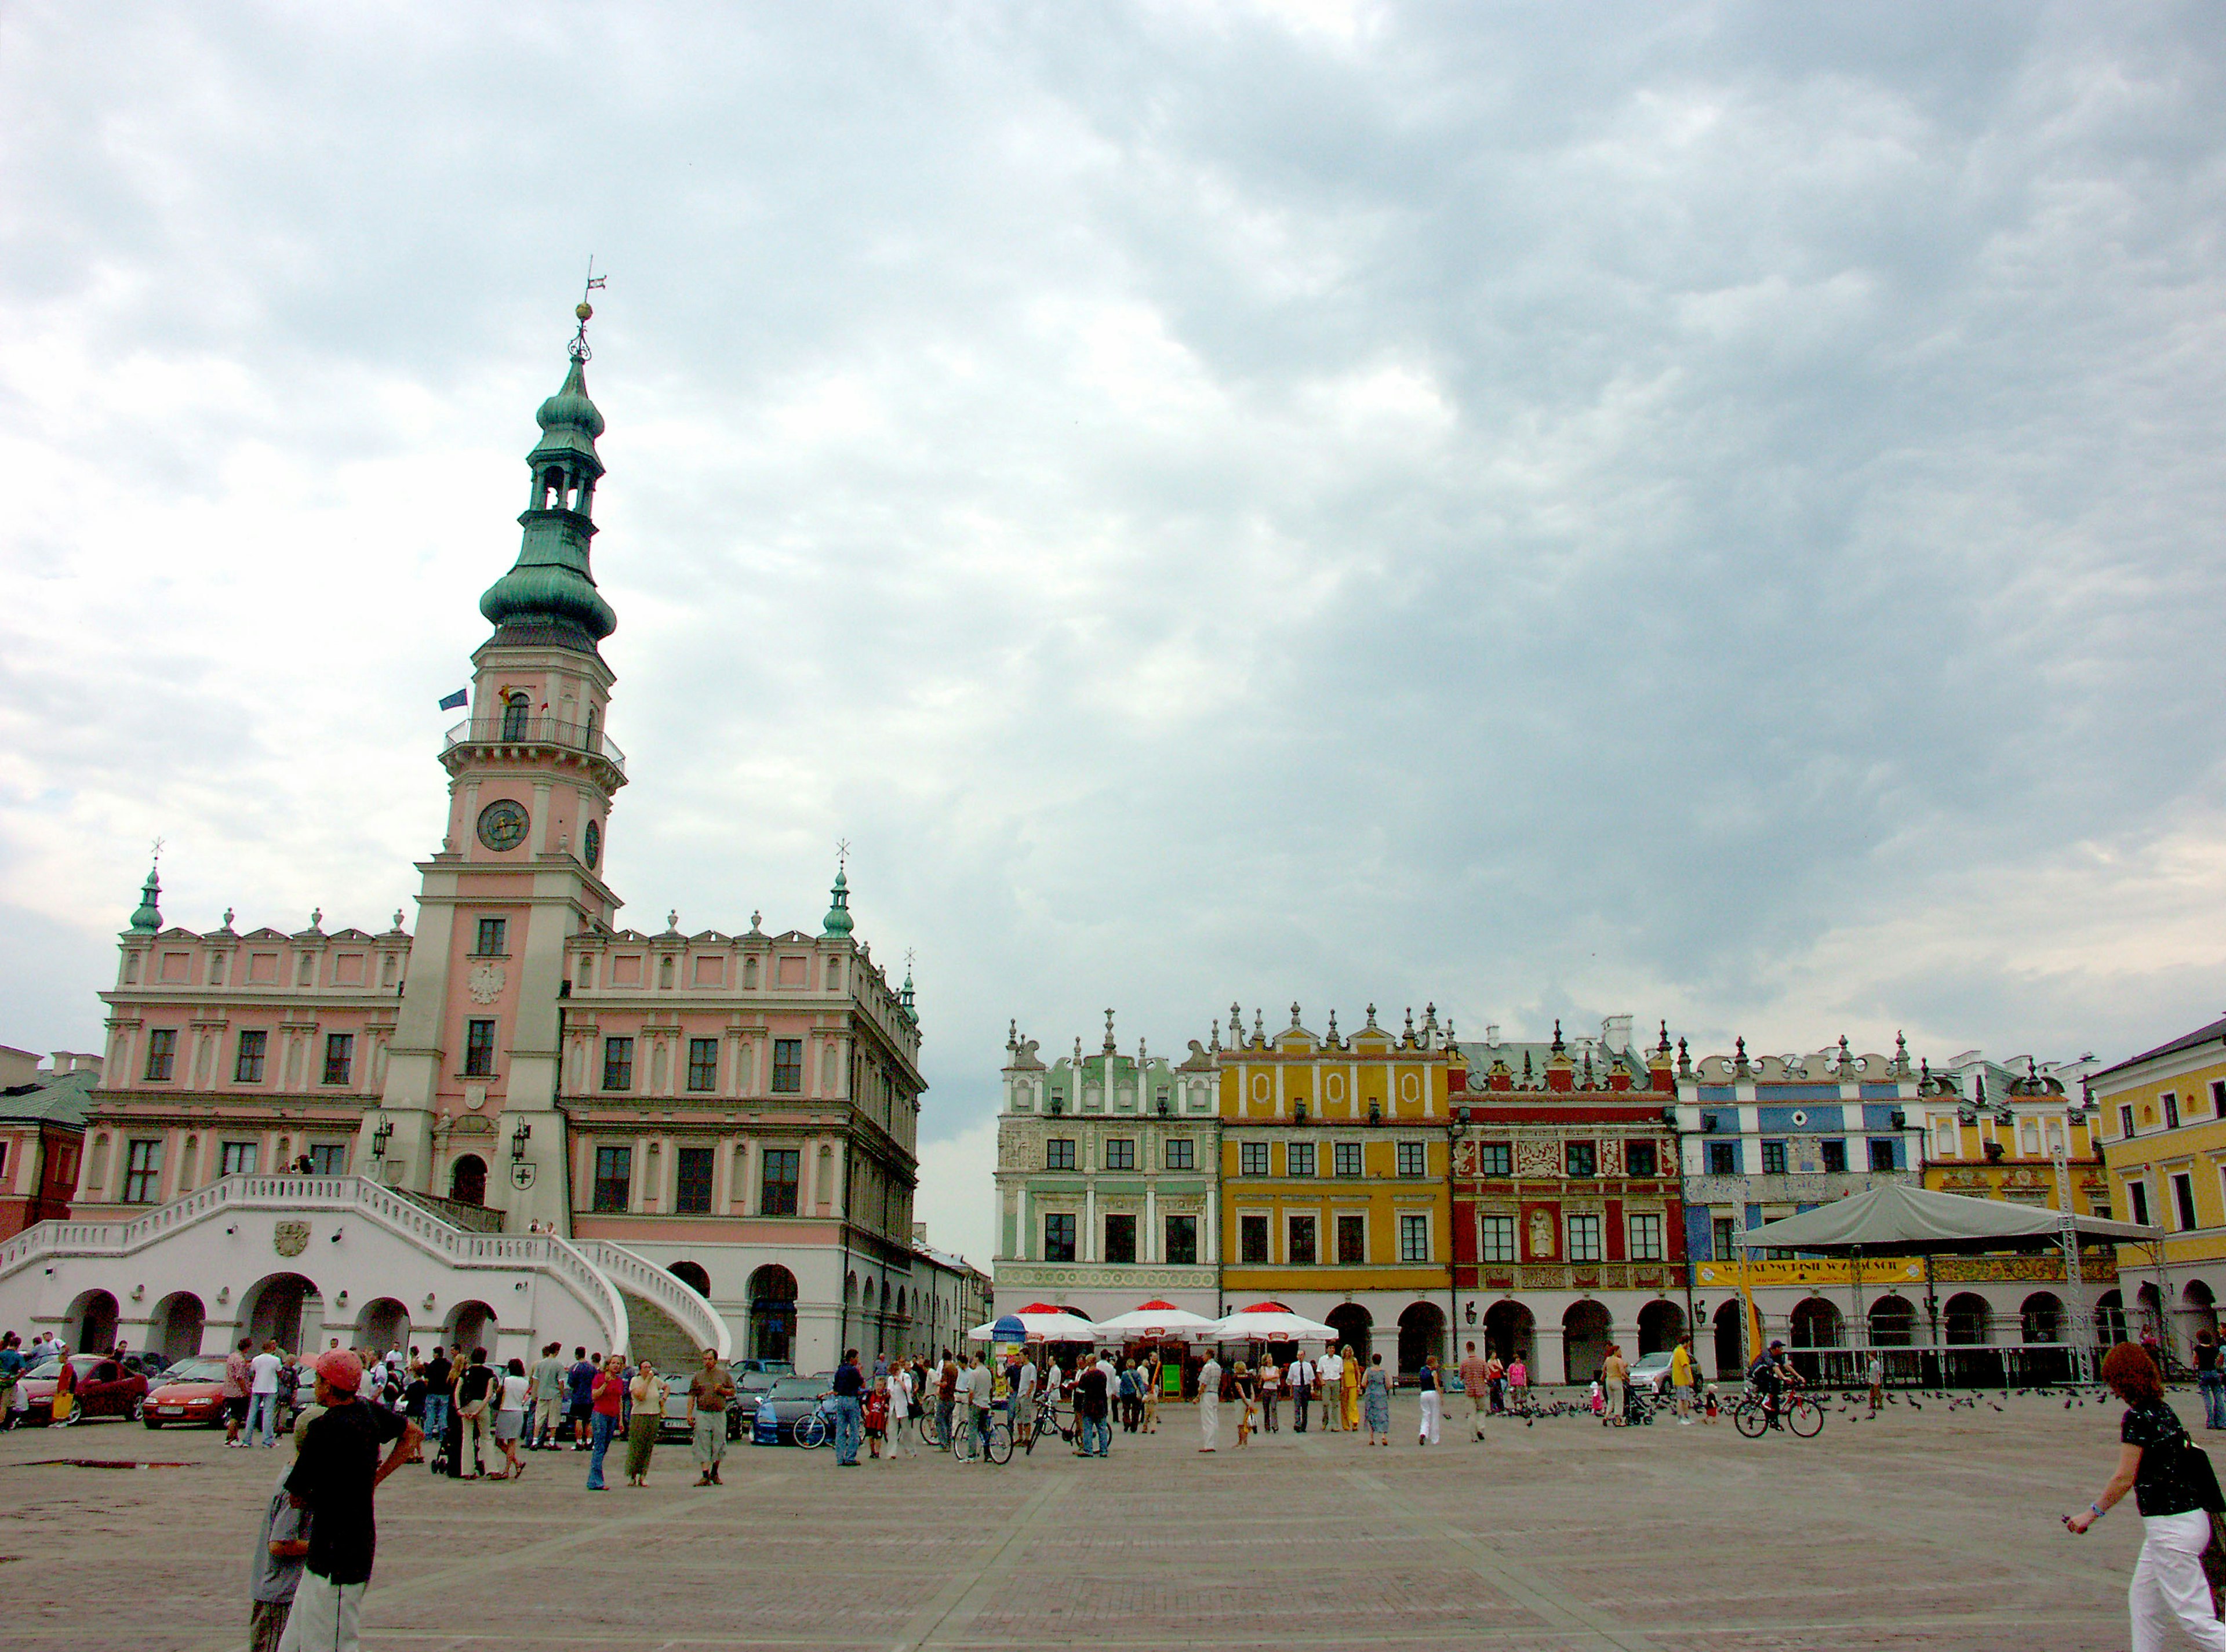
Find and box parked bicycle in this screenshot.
[794,1396,835,1450]
[1021,1393,1068,1455]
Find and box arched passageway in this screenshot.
[1563,1301,1611,1386]
[1790,1297,1844,1349]
[241,1273,322,1353]
[748,1265,797,1364]
[1396,1301,1444,1376]
[669,1261,711,1298]
[67,1289,120,1354]
[355,1297,410,1354]
[1325,1303,1373,1363]
[1482,1300,1534,1365]
[1636,1300,1685,1356]
[1712,1301,1746,1378]
[152,1292,205,1363]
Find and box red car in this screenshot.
[16,1354,150,1425]
[141,1358,231,1429]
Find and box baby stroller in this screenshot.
[431,1400,466,1478]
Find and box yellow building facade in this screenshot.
[2093,1016,2226,1356]
[1216,1002,1453,1372]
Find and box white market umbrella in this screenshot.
[1206,1304,1338,1343]
[966,1302,1101,1342]
[1090,1300,1219,1338]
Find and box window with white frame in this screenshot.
[219,1141,258,1177]
[1398,1213,1429,1262]
[1627,1212,1663,1260]
[1239,1141,1269,1176]
[1479,1214,1516,1262]
[1566,1213,1603,1263]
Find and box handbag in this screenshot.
[50,1389,73,1424]
[2167,1427,2226,1620]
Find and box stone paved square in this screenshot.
[0,1388,2158,1650]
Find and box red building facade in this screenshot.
[1449,1023,1688,1387]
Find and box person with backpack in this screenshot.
[2065,1341,2226,1649]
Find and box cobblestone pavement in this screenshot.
[0,1389,2161,1650]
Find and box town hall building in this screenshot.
[0,304,960,1374]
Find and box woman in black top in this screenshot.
[1231,1362,1257,1447]
[2065,1342,2226,1649]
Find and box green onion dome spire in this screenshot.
[821,867,855,938]
[478,309,618,650]
[128,864,162,934]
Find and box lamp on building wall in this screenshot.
[1464,1300,1476,1326]
[510,1120,532,1163]
[369,1117,393,1160]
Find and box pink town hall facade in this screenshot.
[0,314,939,1374]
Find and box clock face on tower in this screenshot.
[583,817,601,869]
[477,798,530,853]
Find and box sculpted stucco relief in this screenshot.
[1514,1141,1559,1178]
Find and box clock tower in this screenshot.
[370,303,627,1229]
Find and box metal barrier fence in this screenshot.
[1780,1341,2106,1389]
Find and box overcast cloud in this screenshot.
[5,2,2223,1264]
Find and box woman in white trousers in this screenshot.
[1198,1356,1222,1452]
[2065,1342,2226,1651]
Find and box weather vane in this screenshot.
[150,835,165,867]
[904,948,916,972]
[836,837,852,873]
[571,256,608,361]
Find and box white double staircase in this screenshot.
[0,1174,730,1362]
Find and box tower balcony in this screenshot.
[442,714,627,785]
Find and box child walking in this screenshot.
[248,1408,318,1651]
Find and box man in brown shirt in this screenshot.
[1458,1342,1492,1442]
[686,1349,734,1486]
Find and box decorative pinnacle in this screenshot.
[571,256,607,362]
[1104,1009,1116,1054]
[1253,1008,1264,1042]
[1210,1020,1221,1054]
[1551,1018,1565,1054]
[128,861,163,935]
[1006,1019,1017,1051]
[1658,1020,1671,1054]
[667,909,679,931]
[1327,1010,1339,1041]
[222,907,235,930]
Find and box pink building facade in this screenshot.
[2,312,939,1371]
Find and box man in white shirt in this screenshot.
[1288,1355,1315,1433]
[1198,1354,1223,1452]
[962,1355,995,1462]
[1013,1356,1038,1448]
[1316,1349,1343,1431]
[248,1339,285,1447]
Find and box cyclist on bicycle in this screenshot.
[1747,1339,1801,1429]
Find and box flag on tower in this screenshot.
[438,689,468,711]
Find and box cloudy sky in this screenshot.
[5,3,2223,1262]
